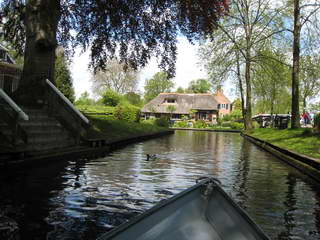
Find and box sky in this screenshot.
[71,37,235,101]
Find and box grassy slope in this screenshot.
[248,128,320,159]
[77,105,168,142]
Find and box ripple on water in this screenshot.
[1,131,320,240]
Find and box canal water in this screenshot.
[1,130,320,240]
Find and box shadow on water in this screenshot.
[1,130,320,240]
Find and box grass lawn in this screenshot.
[248,128,320,159]
[76,105,169,142]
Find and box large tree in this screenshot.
[199,0,284,129]
[288,0,320,128]
[55,49,75,102]
[91,59,138,96]
[252,49,291,116]
[300,55,320,110]
[0,0,228,103]
[144,71,174,102]
[186,79,212,93]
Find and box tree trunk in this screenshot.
[291,0,301,129]
[270,84,275,127]
[303,96,307,111]
[16,0,61,105]
[244,49,253,130]
[236,52,246,128]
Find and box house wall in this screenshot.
[218,103,231,117]
[214,89,232,118]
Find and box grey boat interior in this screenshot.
[98,178,269,240]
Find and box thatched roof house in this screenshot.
[142,91,232,121]
[142,93,219,114]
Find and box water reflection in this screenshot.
[232,139,252,209]
[0,130,320,240]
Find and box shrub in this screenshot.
[194,120,207,128]
[229,122,244,130]
[102,89,122,106]
[75,91,94,105]
[155,117,169,127]
[124,92,143,106]
[221,121,231,128]
[222,115,232,122]
[229,109,242,121]
[114,103,140,122]
[173,120,189,128]
[252,121,260,129]
[302,128,313,136]
[314,113,320,132]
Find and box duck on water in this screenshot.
[146,154,157,161]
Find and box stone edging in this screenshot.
[1,130,174,170]
[171,128,241,133]
[242,133,320,182]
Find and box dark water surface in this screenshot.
[1,130,320,240]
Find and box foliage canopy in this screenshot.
[144,72,175,102]
[55,51,75,103]
[1,0,229,77]
[187,79,212,93]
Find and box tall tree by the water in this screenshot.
[0,0,229,102]
[199,0,283,130]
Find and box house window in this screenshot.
[226,104,228,110]
[165,98,176,103]
[218,104,221,109]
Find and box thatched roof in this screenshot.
[141,93,220,114]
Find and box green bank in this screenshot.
[77,105,169,142]
[247,128,320,159]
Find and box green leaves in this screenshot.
[55,52,75,103]
[144,72,174,102]
[186,79,212,93]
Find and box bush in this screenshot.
[155,117,169,127]
[114,103,140,122]
[222,115,232,122]
[302,128,313,136]
[75,91,94,105]
[124,92,143,106]
[173,120,189,128]
[314,113,320,132]
[221,121,231,128]
[229,109,243,121]
[252,121,260,129]
[102,89,123,106]
[229,122,244,130]
[193,120,208,128]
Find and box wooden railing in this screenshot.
[0,88,28,147]
[44,79,90,143]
